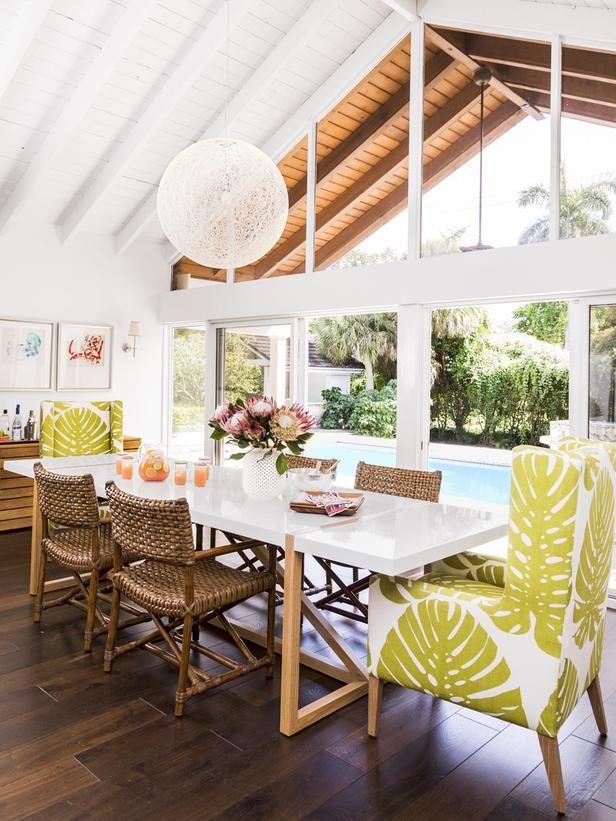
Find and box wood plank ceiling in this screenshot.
[176,24,616,285]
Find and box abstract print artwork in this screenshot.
[57,323,112,390]
[0,318,54,389]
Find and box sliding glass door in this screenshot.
[168,324,207,459]
[586,302,616,601]
[214,321,295,464]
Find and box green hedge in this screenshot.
[320,332,569,447]
[172,405,205,433]
[320,381,397,438]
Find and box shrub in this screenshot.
[319,387,356,429]
[172,405,205,432]
[348,381,397,438]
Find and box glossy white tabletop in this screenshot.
[6,456,508,573]
[294,498,508,576]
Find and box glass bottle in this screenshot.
[24,410,37,441]
[0,409,9,440]
[11,404,22,441]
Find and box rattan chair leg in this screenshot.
[33,549,47,624]
[175,614,194,717]
[104,587,121,672]
[83,567,100,652]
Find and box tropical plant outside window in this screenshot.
[170,326,206,458]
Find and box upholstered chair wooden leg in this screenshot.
[588,676,608,736]
[538,734,566,815]
[368,675,383,738]
[83,567,99,652]
[104,586,121,672]
[175,614,193,717]
[33,548,47,624]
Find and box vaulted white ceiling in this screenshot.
[0,0,392,251]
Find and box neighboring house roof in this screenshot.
[308,342,362,371]
[237,334,362,371]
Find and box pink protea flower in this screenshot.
[270,404,315,442]
[213,402,232,424]
[221,409,250,437]
[246,396,277,419]
[244,419,265,441]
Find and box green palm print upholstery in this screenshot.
[40,401,123,457]
[368,441,616,737]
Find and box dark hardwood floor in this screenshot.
[2,529,616,820]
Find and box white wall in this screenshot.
[0,224,168,443]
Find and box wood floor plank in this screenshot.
[0,756,97,818]
[2,529,616,821]
[512,734,616,817]
[594,769,616,810]
[210,750,362,821]
[0,699,162,789]
[303,713,497,820]
[575,688,616,751]
[327,686,459,773]
[400,723,543,820]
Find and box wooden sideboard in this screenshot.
[0,436,141,532]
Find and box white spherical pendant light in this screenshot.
[157,138,288,269]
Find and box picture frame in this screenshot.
[0,317,55,391]
[57,323,113,391]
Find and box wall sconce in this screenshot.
[122,321,142,358]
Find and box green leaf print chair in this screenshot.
[40,401,123,524]
[367,441,615,814]
[40,400,123,457]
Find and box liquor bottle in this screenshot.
[24,410,37,441]
[0,409,9,440]
[11,404,22,441]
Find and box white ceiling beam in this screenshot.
[420,0,616,47]
[59,0,254,246]
[0,0,159,233]
[114,0,342,256]
[0,0,53,103]
[379,0,418,23]
[114,9,408,255]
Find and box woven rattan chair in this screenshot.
[33,463,147,651]
[104,481,276,717]
[310,461,443,623]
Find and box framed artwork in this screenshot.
[0,317,55,390]
[57,323,112,391]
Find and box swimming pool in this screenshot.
[306,443,511,506]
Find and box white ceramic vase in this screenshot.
[241,449,285,499]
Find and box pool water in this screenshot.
[307,443,511,506]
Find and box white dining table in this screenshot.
[7,453,508,736]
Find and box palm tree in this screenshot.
[518,169,616,244]
[311,314,396,391]
[431,306,486,340]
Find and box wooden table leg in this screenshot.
[279,535,368,737]
[29,481,42,595]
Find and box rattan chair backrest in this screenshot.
[287,455,339,472]
[354,461,442,502]
[106,481,194,566]
[34,462,100,528]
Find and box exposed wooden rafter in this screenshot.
[116,11,409,255]
[253,80,483,278]
[425,26,543,121]
[210,49,458,279]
